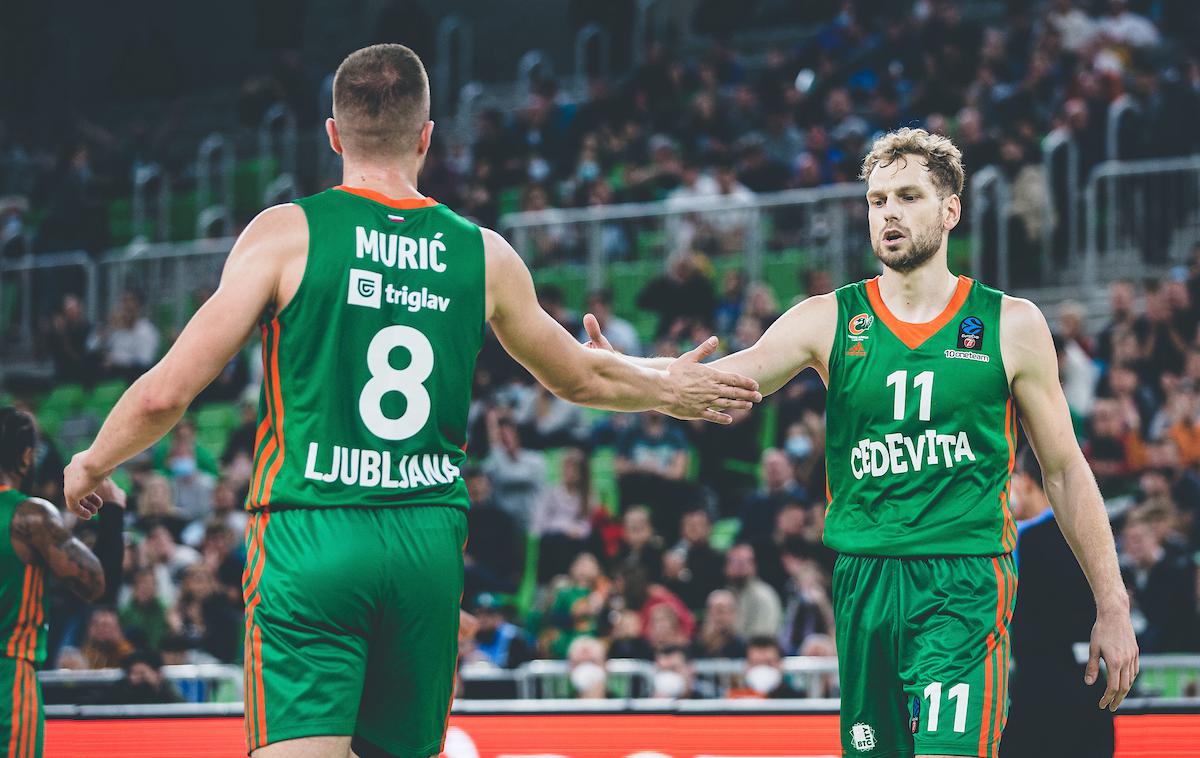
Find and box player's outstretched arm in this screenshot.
[582,293,837,398]
[13,497,106,602]
[483,229,761,423]
[64,204,303,518]
[1002,296,1139,711]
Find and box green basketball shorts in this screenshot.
[833,553,1017,757]
[0,657,42,758]
[242,505,467,757]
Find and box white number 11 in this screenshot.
[923,681,970,733]
[886,370,934,421]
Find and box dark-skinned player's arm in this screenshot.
[1001,295,1139,711]
[63,205,302,519]
[12,497,108,602]
[582,292,838,398]
[482,228,761,422]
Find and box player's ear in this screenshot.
[19,447,33,479]
[326,118,343,155]
[417,120,434,157]
[943,193,961,232]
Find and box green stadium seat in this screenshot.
[710,517,742,552]
[38,385,86,416]
[589,447,619,515]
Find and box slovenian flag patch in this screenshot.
[387,214,405,223]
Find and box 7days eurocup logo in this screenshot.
[848,313,874,339]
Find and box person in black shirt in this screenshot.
[1002,447,1114,758]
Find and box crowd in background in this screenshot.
[0,0,1199,704]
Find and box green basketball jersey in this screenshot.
[0,487,46,665]
[245,186,485,512]
[824,275,1018,557]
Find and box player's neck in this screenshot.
[340,161,423,200]
[876,257,959,323]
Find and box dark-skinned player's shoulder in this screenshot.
[12,497,106,602]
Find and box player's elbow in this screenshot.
[81,572,106,603]
[549,371,601,406]
[138,376,190,417]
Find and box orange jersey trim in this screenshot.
[865,275,973,350]
[260,322,286,507]
[334,185,438,209]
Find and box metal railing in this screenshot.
[39,663,242,705]
[970,166,1012,291]
[435,16,474,119]
[1083,155,1200,286]
[0,251,97,352]
[501,183,871,290]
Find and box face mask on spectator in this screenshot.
[528,158,551,182]
[570,662,606,693]
[653,670,687,698]
[785,434,813,460]
[578,161,600,182]
[169,456,198,478]
[744,664,782,695]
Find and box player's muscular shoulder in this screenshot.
[479,227,523,322]
[231,203,309,313]
[999,295,1053,385]
[10,498,66,563]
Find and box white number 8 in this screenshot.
[359,325,434,440]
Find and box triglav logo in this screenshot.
[347,268,383,309]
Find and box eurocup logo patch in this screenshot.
[848,312,874,337]
[851,722,877,751]
[347,268,383,309]
[957,315,984,350]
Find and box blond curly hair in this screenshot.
[860,127,965,198]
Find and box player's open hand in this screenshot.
[658,335,761,424]
[63,451,108,520]
[1086,604,1140,711]
[582,313,615,352]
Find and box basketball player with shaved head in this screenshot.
[586,127,1138,757]
[63,44,760,758]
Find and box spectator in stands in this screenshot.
[174,563,239,663]
[779,541,835,656]
[1135,282,1188,386]
[613,506,664,583]
[663,506,724,611]
[579,289,640,357]
[220,399,259,485]
[608,609,654,661]
[157,418,218,522]
[739,448,807,541]
[646,602,691,652]
[482,409,546,530]
[727,636,804,699]
[544,552,606,658]
[106,650,183,705]
[1084,398,1146,497]
[1096,280,1137,366]
[567,636,609,699]
[532,448,595,582]
[139,521,200,608]
[197,522,244,603]
[636,250,717,338]
[119,568,172,652]
[99,290,160,381]
[745,500,812,598]
[1045,0,1098,52]
[651,645,706,699]
[1120,516,1198,652]
[1097,0,1161,48]
[514,384,588,450]
[1161,388,1200,468]
[615,413,690,540]
[724,543,782,639]
[463,467,524,598]
[81,607,134,669]
[182,479,247,549]
[467,593,535,670]
[46,294,95,384]
[690,589,747,660]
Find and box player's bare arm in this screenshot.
[482,228,761,423]
[11,498,106,602]
[1001,295,1139,711]
[63,204,307,517]
[587,292,837,398]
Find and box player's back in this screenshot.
[245,186,484,512]
[0,487,46,665]
[823,275,1017,556]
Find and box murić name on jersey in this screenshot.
[356,226,447,272]
[850,430,976,479]
[304,443,460,489]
